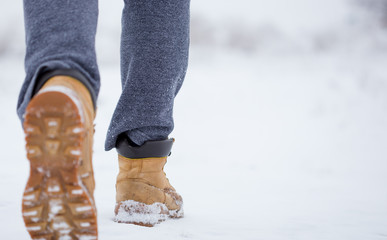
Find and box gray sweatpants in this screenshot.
[17,0,190,151]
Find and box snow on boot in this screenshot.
[22,75,98,239]
[114,137,183,227]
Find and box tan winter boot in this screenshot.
[114,137,183,226]
[22,74,98,239]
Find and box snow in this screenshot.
[114,200,169,226]
[78,235,97,240]
[70,150,81,156]
[76,206,92,212]
[52,221,70,230]
[1,0,387,239]
[72,189,83,195]
[22,210,37,217]
[26,226,41,231]
[47,120,58,127]
[72,127,83,134]
[114,200,183,226]
[58,235,72,240]
[49,200,64,215]
[80,222,91,228]
[47,185,60,193]
[23,194,36,201]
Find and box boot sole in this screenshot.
[22,90,98,240]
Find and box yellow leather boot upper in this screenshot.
[116,155,183,211]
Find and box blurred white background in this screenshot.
[0,0,387,239]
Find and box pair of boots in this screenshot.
[21,76,183,239]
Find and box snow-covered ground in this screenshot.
[1,0,387,239]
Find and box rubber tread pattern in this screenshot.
[22,91,97,240]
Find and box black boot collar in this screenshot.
[116,134,174,159]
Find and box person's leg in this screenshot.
[19,0,99,238]
[105,0,190,150]
[17,0,100,122]
[109,0,190,226]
